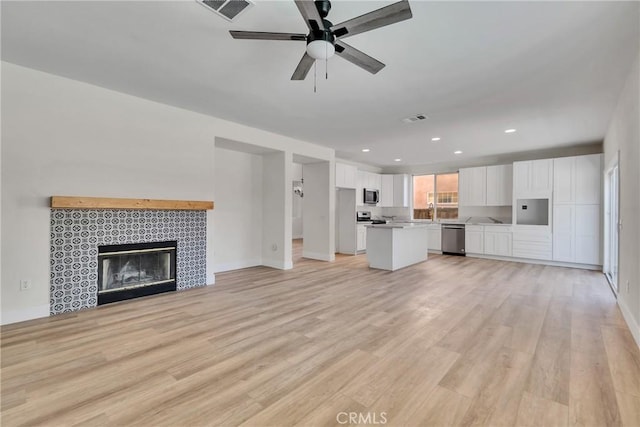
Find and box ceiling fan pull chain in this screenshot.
[314,60,317,93]
[325,43,328,80]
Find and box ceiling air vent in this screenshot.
[402,114,428,124]
[198,0,254,22]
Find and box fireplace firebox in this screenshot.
[97,241,177,305]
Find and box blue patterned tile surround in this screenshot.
[50,209,207,315]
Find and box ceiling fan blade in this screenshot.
[291,52,315,80]
[331,0,412,39]
[294,0,325,31]
[229,31,307,41]
[335,41,385,74]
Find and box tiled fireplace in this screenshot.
[50,209,207,315]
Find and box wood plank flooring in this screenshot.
[2,242,639,426]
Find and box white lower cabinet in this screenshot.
[512,228,552,260]
[553,205,575,262]
[575,205,600,265]
[552,204,600,265]
[465,225,484,254]
[427,225,441,251]
[357,224,367,251]
[484,226,512,257]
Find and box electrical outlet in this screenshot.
[20,280,32,291]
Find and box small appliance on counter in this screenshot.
[356,211,372,222]
[357,211,387,224]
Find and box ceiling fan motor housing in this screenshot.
[307,19,335,46]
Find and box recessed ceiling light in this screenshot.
[431,137,441,142]
[394,158,402,162]
[504,129,517,133]
[454,150,463,155]
[362,148,370,152]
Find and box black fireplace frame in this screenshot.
[97,240,177,305]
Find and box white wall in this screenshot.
[262,152,292,269]
[1,62,334,324]
[292,162,303,239]
[213,148,263,272]
[302,161,336,261]
[603,50,640,346]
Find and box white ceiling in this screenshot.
[2,1,638,166]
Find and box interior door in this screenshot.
[605,162,619,293]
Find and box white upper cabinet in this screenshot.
[460,165,511,207]
[356,170,383,205]
[553,156,575,204]
[356,170,366,205]
[378,174,410,207]
[553,154,601,205]
[575,154,602,204]
[379,175,394,207]
[459,167,487,206]
[371,173,382,191]
[486,164,513,206]
[335,162,357,189]
[393,174,410,207]
[513,159,553,197]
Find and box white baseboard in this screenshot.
[214,259,262,273]
[1,304,50,325]
[262,259,293,270]
[465,253,602,271]
[302,251,335,262]
[618,296,640,349]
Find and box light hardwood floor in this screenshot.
[2,244,639,426]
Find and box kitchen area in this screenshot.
[335,152,603,271]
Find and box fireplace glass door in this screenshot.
[98,244,176,293]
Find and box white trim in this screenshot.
[465,253,602,271]
[262,259,293,270]
[213,259,262,273]
[1,304,50,325]
[618,297,640,349]
[302,251,335,262]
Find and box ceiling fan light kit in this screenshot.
[229,0,413,82]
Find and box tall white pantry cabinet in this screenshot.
[552,154,602,265]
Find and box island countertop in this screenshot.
[365,223,430,229]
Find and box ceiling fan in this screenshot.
[229,0,413,80]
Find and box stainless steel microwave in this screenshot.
[363,188,379,205]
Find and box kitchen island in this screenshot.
[365,223,429,271]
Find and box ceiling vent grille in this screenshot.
[402,114,428,124]
[197,0,254,22]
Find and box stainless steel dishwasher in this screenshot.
[441,224,466,255]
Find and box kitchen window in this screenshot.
[413,173,459,220]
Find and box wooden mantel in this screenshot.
[51,196,214,211]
